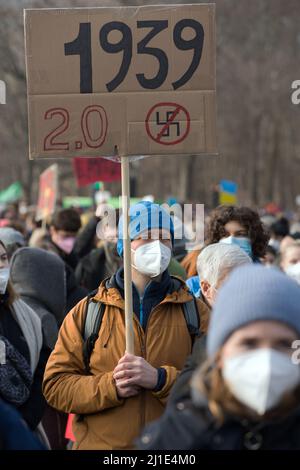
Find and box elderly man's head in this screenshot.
[197,243,252,306]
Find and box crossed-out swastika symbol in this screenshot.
[145,102,191,146]
[156,111,181,138]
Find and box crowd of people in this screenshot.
[0,199,300,450]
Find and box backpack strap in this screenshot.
[82,291,106,375]
[170,276,200,340]
[182,296,200,339]
[82,277,200,373]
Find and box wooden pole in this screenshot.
[121,156,134,354]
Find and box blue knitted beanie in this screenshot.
[117,201,174,257]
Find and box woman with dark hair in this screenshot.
[0,241,50,444]
[182,205,269,296]
[205,205,269,261]
[138,265,300,450]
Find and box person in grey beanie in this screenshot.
[137,264,300,450]
[10,247,66,349]
[0,227,25,260]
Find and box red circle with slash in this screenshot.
[145,102,191,146]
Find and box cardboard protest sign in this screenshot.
[24,4,217,160]
[73,157,121,187]
[36,164,58,220]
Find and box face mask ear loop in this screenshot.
[130,247,137,271]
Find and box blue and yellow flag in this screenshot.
[219,180,238,205]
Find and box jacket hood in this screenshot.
[10,247,66,320]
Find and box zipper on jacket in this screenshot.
[139,295,144,331]
[132,310,145,356]
[143,303,163,355]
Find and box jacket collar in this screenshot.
[93,269,193,309]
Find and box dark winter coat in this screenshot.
[75,242,121,291]
[0,399,45,450]
[167,295,210,407]
[137,394,300,450]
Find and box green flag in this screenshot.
[63,196,93,209]
[0,182,23,204]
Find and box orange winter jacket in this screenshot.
[43,278,205,450]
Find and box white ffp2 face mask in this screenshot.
[0,267,10,294]
[285,263,300,285]
[132,240,171,278]
[223,348,300,416]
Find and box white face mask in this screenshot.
[223,348,300,416]
[0,267,10,294]
[132,240,171,278]
[285,263,300,285]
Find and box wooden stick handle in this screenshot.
[121,156,134,354]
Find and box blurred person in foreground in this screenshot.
[10,246,68,449]
[0,399,45,450]
[138,265,300,450]
[0,241,50,446]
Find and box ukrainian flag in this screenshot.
[219,180,238,205]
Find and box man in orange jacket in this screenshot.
[43,201,206,449]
